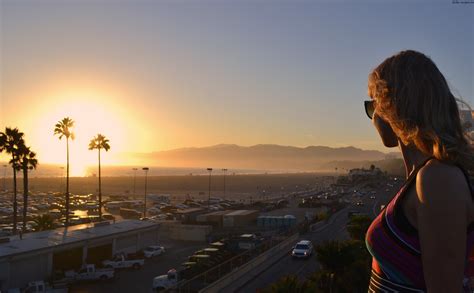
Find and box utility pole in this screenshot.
[222,168,227,200]
[142,167,149,218]
[207,168,213,209]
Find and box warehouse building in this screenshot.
[222,210,259,227]
[0,220,161,291]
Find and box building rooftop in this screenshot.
[224,210,259,216]
[199,210,232,217]
[0,220,159,259]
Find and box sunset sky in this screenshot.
[0,0,473,175]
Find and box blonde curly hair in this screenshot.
[368,50,474,171]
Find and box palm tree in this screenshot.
[54,117,74,226]
[0,127,25,234]
[88,134,110,219]
[32,214,55,231]
[17,145,38,233]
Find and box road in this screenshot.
[236,207,350,292]
[237,179,401,292]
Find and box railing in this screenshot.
[173,229,298,293]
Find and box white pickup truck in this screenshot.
[8,281,68,293]
[152,269,179,292]
[102,253,145,269]
[65,264,114,281]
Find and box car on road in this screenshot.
[356,201,364,206]
[369,195,376,199]
[291,240,313,259]
[144,245,166,258]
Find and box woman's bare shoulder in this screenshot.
[416,159,470,205]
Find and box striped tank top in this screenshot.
[365,158,474,292]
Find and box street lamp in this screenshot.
[222,168,227,200]
[132,168,138,196]
[207,168,213,209]
[142,167,149,218]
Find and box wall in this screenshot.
[168,224,212,242]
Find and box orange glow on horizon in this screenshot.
[18,87,152,176]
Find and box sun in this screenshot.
[32,93,129,176]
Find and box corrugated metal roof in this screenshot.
[223,210,259,216]
[0,220,158,258]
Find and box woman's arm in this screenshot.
[416,162,470,293]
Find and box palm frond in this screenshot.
[89,134,111,151]
[54,117,75,140]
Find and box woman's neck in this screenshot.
[398,140,432,179]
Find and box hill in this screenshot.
[117,144,394,171]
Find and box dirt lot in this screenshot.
[16,173,335,203]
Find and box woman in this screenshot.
[364,50,474,293]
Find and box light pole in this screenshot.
[207,168,212,209]
[132,168,138,196]
[222,168,227,200]
[3,165,7,191]
[142,167,149,218]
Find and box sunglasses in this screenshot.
[364,100,375,119]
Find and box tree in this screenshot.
[54,117,75,226]
[88,134,110,219]
[347,215,373,241]
[261,275,322,293]
[0,127,25,234]
[17,145,38,233]
[313,240,371,292]
[32,214,55,231]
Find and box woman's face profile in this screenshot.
[373,111,398,148]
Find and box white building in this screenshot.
[0,220,161,291]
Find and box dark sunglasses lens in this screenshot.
[364,101,374,119]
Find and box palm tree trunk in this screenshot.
[98,148,102,219]
[22,162,28,233]
[12,162,17,235]
[66,138,70,227]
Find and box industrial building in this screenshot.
[0,220,161,291]
[222,210,259,227]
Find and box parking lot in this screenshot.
[70,236,207,293]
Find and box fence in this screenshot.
[173,230,298,293]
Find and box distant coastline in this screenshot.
[0,143,403,178]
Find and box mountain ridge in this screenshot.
[117,144,399,171]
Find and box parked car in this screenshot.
[101,214,115,221]
[291,240,313,259]
[144,245,166,258]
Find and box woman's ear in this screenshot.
[373,113,399,148]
